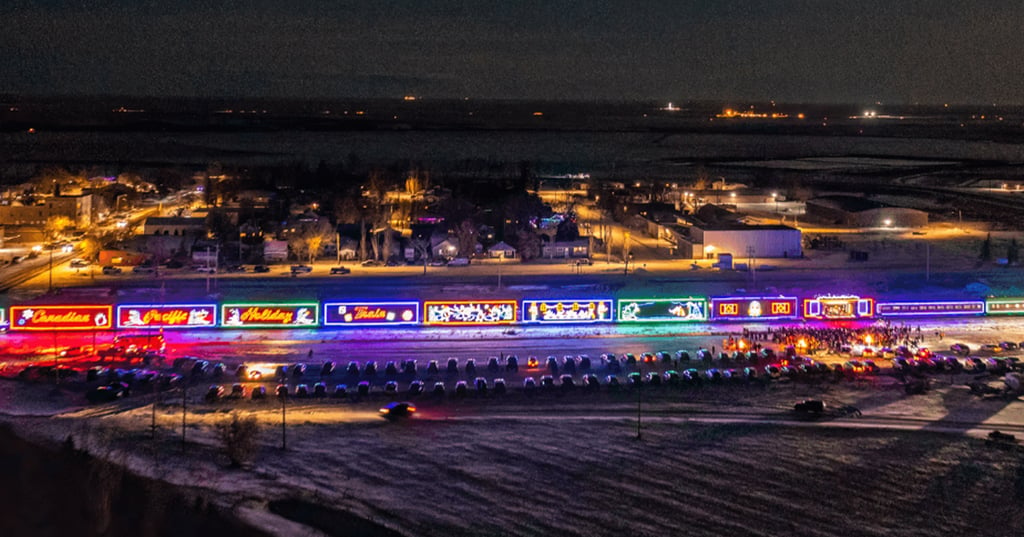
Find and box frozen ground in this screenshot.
[3,377,1022,537]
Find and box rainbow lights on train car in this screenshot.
[220,303,319,328]
[9,305,113,331]
[10,295,1024,331]
[116,304,218,328]
[617,298,708,323]
[423,300,517,326]
[803,295,874,320]
[522,299,613,324]
[323,301,420,326]
[985,298,1024,315]
[710,296,798,321]
[876,301,985,317]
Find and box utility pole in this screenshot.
[925,242,930,281]
[747,246,757,289]
[281,393,287,450]
[181,384,187,450]
[336,231,341,265]
[635,358,642,441]
[205,245,211,293]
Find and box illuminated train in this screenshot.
[3,295,1023,331]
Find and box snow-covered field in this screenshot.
[3,363,1024,537]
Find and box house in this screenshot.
[432,237,482,259]
[487,241,517,259]
[263,239,289,262]
[542,238,590,259]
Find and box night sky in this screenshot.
[2,0,1022,104]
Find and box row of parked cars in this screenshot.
[197,357,872,405]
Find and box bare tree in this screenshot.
[412,236,432,274]
[215,412,260,468]
[302,220,335,264]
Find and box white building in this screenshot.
[691,223,802,259]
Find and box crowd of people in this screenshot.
[737,322,926,354]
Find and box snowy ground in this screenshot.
[4,375,1023,537]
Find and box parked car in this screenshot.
[950,343,970,355]
[193,265,217,273]
[204,385,225,403]
[69,258,89,268]
[132,265,156,274]
[290,264,313,274]
[330,266,351,275]
[253,265,271,273]
[447,257,470,266]
[101,265,122,275]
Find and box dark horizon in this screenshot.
[3,1,1023,106]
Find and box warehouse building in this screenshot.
[805,195,928,228]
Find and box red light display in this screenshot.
[116,304,217,328]
[9,305,113,331]
[423,300,517,326]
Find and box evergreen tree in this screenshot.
[980,233,993,262]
